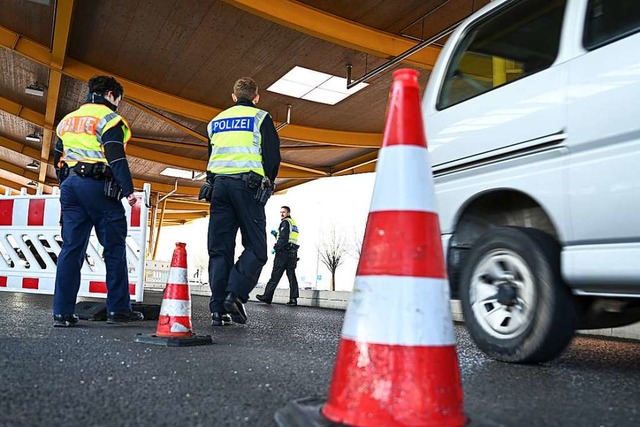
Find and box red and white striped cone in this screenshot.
[134,242,212,347]
[275,69,467,426]
[156,242,193,337]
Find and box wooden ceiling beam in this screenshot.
[331,151,379,175]
[221,0,439,69]
[0,177,22,195]
[127,99,208,142]
[40,0,75,183]
[0,96,321,179]
[130,136,206,150]
[0,135,44,160]
[0,25,382,148]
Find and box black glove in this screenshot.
[198,180,213,202]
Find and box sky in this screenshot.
[156,172,377,292]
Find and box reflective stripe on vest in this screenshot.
[56,103,131,166]
[207,106,267,176]
[285,218,299,245]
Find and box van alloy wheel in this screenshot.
[459,227,577,364]
[470,249,535,340]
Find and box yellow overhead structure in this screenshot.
[40,0,75,183]
[0,25,382,148]
[0,97,322,180]
[221,0,440,70]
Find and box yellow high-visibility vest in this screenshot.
[206,105,268,176]
[285,217,299,245]
[56,103,131,167]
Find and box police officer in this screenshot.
[201,77,281,326]
[52,75,143,327]
[257,206,300,306]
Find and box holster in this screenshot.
[103,177,123,200]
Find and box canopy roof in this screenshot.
[0,0,488,225]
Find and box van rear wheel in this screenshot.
[459,227,576,363]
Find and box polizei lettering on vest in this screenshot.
[212,117,255,133]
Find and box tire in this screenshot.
[459,227,577,363]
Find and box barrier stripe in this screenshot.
[22,278,39,289]
[323,340,464,427]
[28,199,45,226]
[156,315,193,336]
[341,275,455,346]
[167,267,188,285]
[88,281,136,295]
[0,276,6,287]
[130,199,141,227]
[159,299,191,317]
[369,146,436,213]
[163,283,190,300]
[0,199,14,226]
[358,211,445,278]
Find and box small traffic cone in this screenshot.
[275,69,468,426]
[134,242,212,347]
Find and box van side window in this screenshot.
[584,0,640,50]
[437,0,567,110]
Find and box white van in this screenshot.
[422,0,640,363]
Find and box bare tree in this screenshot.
[318,224,348,291]
[347,227,365,260]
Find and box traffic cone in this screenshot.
[275,69,468,426]
[134,242,212,347]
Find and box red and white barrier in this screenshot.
[0,183,150,302]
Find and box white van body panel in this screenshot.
[423,0,640,293]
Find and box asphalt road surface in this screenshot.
[0,291,638,427]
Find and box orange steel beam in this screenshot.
[0,97,320,179]
[132,178,199,196]
[131,136,206,150]
[40,0,75,183]
[127,99,208,142]
[0,95,45,125]
[221,0,440,69]
[0,136,202,196]
[0,135,43,160]
[331,150,379,175]
[0,178,21,195]
[160,212,209,221]
[0,25,382,148]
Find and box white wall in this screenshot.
[155,173,376,292]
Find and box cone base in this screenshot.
[275,397,501,427]
[275,397,342,427]
[133,333,213,347]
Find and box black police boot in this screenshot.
[256,294,272,304]
[107,310,144,324]
[53,314,79,328]
[211,312,232,327]
[286,299,297,306]
[223,292,247,324]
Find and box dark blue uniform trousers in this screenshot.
[53,175,131,316]
[208,176,267,313]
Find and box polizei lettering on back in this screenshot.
[211,117,255,133]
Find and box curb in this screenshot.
[145,283,640,342]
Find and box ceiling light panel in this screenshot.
[318,76,368,95]
[267,80,313,98]
[160,167,195,179]
[302,88,348,105]
[268,66,368,105]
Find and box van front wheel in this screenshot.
[459,227,576,363]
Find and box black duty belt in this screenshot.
[217,173,250,182]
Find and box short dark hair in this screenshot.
[233,77,258,101]
[281,206,290,214]
[88,75,124,99]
